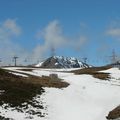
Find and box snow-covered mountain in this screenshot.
[36,56,89,68]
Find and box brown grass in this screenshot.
[17,69,35,71]
[0,68,69,118]
[72,65,112,80]
[1,69,69,88]
[0,68,45,117]
[106,106,120,119]
[22,75,69,88]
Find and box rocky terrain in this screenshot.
[36,56,89,68]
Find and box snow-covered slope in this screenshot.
[36,56,89,68]
[2,67,120,120]
[35,61,44,67]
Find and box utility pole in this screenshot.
[109,49,117,64]
[13,56,18,66]
[51,46,55,57]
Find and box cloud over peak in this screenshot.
[36,20,67,49]
[34,20,88,60]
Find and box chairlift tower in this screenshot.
[109,49,117,64]
[13,56,18,66]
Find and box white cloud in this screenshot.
[74,36,87,50]
[106,20,120,38]
[0,19,27,66]
[32,45,47,61]
[80,22,88,29]
[106,28,120,37]
[3,19,21,36]
[33,20,88,60]
[0,19,88,65]
[38,20,68,48]
[0,19,21,41]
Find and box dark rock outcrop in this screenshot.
[106,106,120,120]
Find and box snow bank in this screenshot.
[9,72,28,77]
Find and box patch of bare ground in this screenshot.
[106,105,120,120]
[0,116,12,120]
[18,69,33,71]
[28,75,69,88]
[17,69,35,71]
[72,65,112,80]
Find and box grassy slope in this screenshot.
[0,68,69,119]
[72,65,112,80]
[0,68,45,118]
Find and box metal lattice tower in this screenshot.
[110,49,117,64]
[13,56,18,66]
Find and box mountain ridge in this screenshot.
[36,56,89,68]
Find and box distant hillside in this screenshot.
[36,56,90,68]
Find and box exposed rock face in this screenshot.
[36,56,89,68]
[106,106,120,120]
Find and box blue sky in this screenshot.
[0,0,120,66]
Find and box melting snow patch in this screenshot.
[9,72,28,77]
